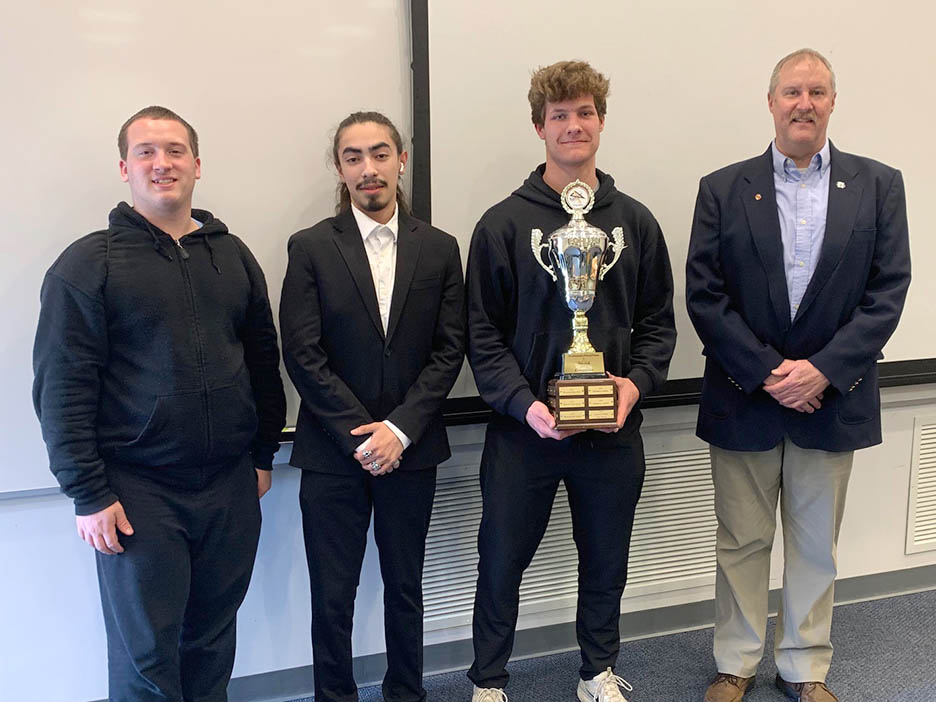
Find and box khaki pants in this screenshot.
[711,438,853,682]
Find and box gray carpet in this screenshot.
[291,589,936,701]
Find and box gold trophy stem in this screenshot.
[568,310,597,354]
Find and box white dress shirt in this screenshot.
[350,203,412,451]
[352,203,398,333]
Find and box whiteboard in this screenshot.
[0,1,413,492]
[428,0,934,397]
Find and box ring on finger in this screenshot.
[362,449,373,459]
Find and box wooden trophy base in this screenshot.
[547,375,618,430]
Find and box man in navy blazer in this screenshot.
[280,111,465,702]
[687,49,910,702]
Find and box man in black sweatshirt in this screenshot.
[32,106,286,702]
[466,61,676,702]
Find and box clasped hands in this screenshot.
[525,373,640,440]
[351,422,403,476]
[763,358,829,413]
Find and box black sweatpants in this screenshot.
[468,426,645,689]
[96,455,261,702]
[299,467,437,702]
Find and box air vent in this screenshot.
[422,445,717,630]
[907,417,936,554]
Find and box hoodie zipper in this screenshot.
[174,236,211,464]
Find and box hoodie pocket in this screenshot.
[207,378,258,461]
[587,326,630,375]
[116,390,207,466]
[521,325,630,395]
[521,330,565,392]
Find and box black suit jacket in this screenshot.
[686,143,911,452]
[280,209,466,473]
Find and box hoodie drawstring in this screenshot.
[144,220,174,262]
[203,236,221,275]
[111,203,222,273]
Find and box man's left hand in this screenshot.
[351,422,404,476]
[764,359,830,412]
[597,374,641,433]
[256,469,272,499]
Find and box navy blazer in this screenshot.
[686,143,910,452]
[280,208,466,473]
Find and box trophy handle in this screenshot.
[531,228,557,281]
[599,227,627,280]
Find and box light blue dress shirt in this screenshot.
[771,140,831,320]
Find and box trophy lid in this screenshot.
[561,180,595,217]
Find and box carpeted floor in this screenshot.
[291,588,936,701]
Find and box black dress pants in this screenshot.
[96,455,262,702]
[299,467,437,702]
[468,426,645,689]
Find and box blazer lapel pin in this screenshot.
[836,181,846,189]
[755,193,762,200]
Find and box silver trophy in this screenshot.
[531,180,627,428]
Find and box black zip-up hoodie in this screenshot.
[33,202,286,514]
[466,166,676,443]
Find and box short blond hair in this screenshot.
[769,48,836,95]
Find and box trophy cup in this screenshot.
[531,180,627,430]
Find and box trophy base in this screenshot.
[547,375,619,430]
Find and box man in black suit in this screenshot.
[687,49,911,702]
[279,111,465,702]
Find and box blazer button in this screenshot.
[385,348,392,357]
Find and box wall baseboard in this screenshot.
[220,564,936,702]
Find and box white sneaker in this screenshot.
[471,685,508,702]
[577,667,634,702]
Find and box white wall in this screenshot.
[4,385,934,701]
[4,2,934,700]
[429,0,936,394]
[0,0,412,492]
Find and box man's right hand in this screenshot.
[525,400,581,440]
[76,501,134,555]
[764,362,824,413]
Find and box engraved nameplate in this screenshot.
[559,398,585,408]
[561,352,605,375]
[588,396,614,407]
[588,385,614,395]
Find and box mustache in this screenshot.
[357,178,387,190]
[792,111,816,121]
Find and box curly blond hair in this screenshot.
[528,60,610,128]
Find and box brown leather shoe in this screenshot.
[703,673,754,702]
[775,674,838,701]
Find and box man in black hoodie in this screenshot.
[33,106,286,702]
[466,61,676,702]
